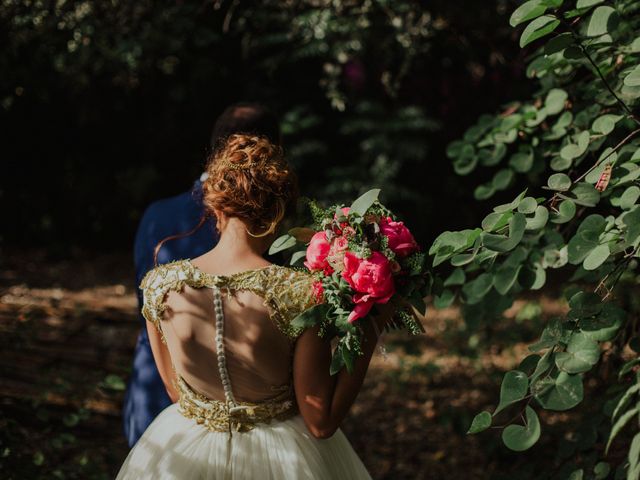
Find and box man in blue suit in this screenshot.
[122,103,282,447]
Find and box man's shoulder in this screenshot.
[139,185,201,226]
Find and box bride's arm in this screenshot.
[146,320,180,403]
[292,307,390,439]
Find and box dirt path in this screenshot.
[0,249,569,479]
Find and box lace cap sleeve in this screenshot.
[259,267,320,340]
[139,259,196,344]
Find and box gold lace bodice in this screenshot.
[139,258,319,433]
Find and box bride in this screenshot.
[116,133,389,479]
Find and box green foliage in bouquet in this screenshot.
[271,189,431,375]
[431,0,640,477]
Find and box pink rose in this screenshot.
[342,251,395,323]
[304,231,331,271]
[379,217,419,258]
[326,236,350,272]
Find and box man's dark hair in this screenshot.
[210,102,281,151]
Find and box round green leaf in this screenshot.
[551,199,576,224]
[269,234,297,254]
[526,206,549,231]
[467,411,492,434]
[548,173,571,191]
[501,406,541,452]
[474,183,496,200]
[520,15,560,48]
[583,243,610,271]
[586,6,618,37]
[592,114,622,135]
[619,186,640,210]
[494,370,529,415]
[509,150,534,173]
[518,197,538,214]
[535,371,584,411]
[625,65,640,87]
[555,332,601,373]
[544,88,568,115]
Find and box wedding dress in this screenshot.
[116,258,371,479]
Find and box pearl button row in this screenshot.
[213,286,237,408]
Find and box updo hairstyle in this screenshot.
[202,133,298,237]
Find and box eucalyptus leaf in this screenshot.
[467,411,492,434]
[349,189,381,216]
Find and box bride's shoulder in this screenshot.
[139,259,197,342]
[257,266,322,339]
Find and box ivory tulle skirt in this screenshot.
[115,402,372,479]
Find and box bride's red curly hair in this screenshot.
[203,133,298,236]
[153,134,298,266]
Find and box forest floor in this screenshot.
[0,249,611,479]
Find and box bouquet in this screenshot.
[270,189,431,374]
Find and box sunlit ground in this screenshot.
[0,249,620,479]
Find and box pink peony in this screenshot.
[342,251,395,323]
[379,217,419,258]
[304,231,331,271]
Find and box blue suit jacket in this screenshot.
[122,177,219,447]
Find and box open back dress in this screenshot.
[115,258,371,479]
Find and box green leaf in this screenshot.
[606,405,639,454]
[509,150,535,173]
[548,173,572,191]
[494,264,522,295]
[555,332,600,373]
[467,411,492,434]
[290,250,307,266]
[576,0,603,9]
[526,206,549,230]
[482,213,527,252]
[586,6,618,37]
[510,0,547,27]
[482,211,513,232]
[518,197,538,214]
[535,371,584,411]
[444,268,465,286]
[551,199,576,224]
[545,88,568,115]
[269,234,297,255]
[580,303,624,341]
[544,32,574,55]
[592,114,622,135]
[501,406,541,452]
[291,303,329,329]
[492,169,514,190]
[623,207,640,244]
[494,370,529,415]
[582,243,610,270]
[330,346,346,376]
[611,382,640,422]
[349,189,381,216]
[520,15,560,48]
[619,186,640,210]
[625,65,640,87]
[593,462,610,480]
[475,183,496,200]
[434,289,455,309]
[628,434,640,480]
